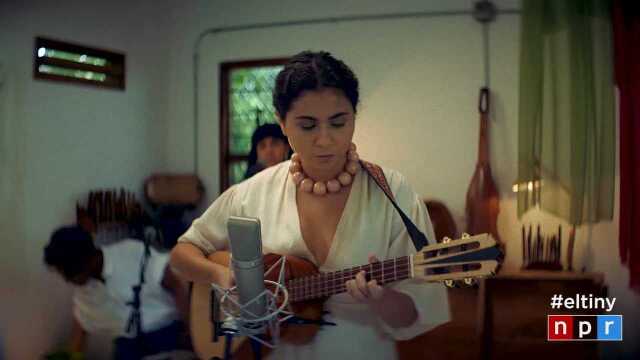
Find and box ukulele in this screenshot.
[190,233,501,359]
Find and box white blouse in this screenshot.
[179,160,450,359]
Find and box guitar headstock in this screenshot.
[412,233,502,285]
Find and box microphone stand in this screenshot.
[125,229,152,355]
[249,337,263,360]
[212,256,294,360]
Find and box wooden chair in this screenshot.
[143,174,204,248]
[144,174,204,207]
[396,200,479,359]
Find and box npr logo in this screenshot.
[548,315,623,341]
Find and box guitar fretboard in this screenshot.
[285,256,412,302]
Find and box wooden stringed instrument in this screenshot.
[190,233,501,359]
[466,88,501,246]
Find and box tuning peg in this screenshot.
[439,237,452,258]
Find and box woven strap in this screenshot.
[360,160,430,250]
[360,160,395,201]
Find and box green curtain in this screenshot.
[518,0,616,225]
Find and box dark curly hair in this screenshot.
[244,123,290,179]
[273,51,360,119]
[44,225,97,279]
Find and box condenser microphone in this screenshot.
[227,216,267,330]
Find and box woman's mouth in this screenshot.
[316,154,335,162]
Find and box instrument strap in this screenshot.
[360,160,430,250]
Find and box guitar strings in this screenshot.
[288,270,412,301]
[287,257,410,289]
[287,257,413,301]
[287,262,475,301]
[285,247,479,301]
[289,257,409,280]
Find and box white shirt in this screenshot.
[179,161,451,360]
[73,240,179,337]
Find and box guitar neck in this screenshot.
[286,255,413,302]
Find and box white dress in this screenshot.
[178,160,451,359]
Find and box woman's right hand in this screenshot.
[170,243,234,287]
[217,266,236,289]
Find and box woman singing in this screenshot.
[170,50,450,359]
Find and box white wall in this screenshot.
[166,0,521,203]
[0,0,174,358]
[165,0,638,358]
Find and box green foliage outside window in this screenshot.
[228,65,283,185]
[228,161,249,186]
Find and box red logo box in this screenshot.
[548,315,574,340]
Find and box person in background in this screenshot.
[244,122,291,179]
[43,225,190,359]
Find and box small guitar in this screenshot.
[190,233,501,359]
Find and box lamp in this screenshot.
[511,179,542,194]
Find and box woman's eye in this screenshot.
[301,124,315,130]
[331,122,346,128]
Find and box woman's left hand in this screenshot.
[345,254,385,304]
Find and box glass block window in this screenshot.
[220,59,289,192]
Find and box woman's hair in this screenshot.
[273,51,360,119]
[245,123,289,179]
[44,225,97,279]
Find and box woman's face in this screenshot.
[279,88,355,175]
[256,137,289,167]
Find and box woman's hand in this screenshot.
[218,266,236,289]
[345,254,385,304]
[345,254,419,328]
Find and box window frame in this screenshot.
[219,57,289,193]
[33,36,126,90]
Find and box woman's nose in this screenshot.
[269,143,282,153]
[315,126,332,146]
